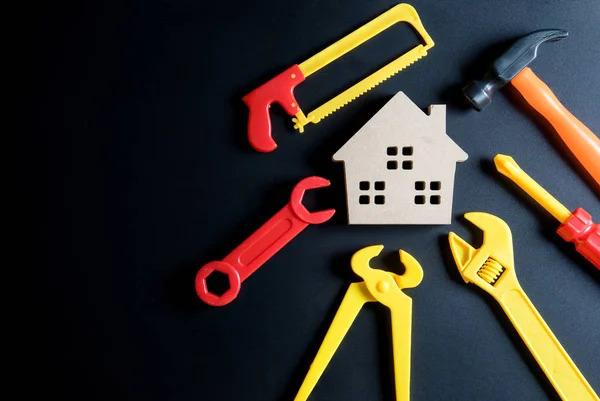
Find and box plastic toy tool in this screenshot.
[495,155,600,270]
[294,245,423,401]
[463,30,600,188]
[448,212,599,401]
[243,3,434,152]
[195,176,335,306]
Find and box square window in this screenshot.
[387,146,398,156]
[414,195,426,205]
[374,181,385,191]
[374,195,385,205]
[387,160,398,170]
[430,181,441,191]
[402,160,413,170]
[402,146,413,156]
[430,195,441,205]
[359,195,370,204]
[359,181,370,190]
[415,181,426,191]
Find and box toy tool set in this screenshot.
[198,3,599,400]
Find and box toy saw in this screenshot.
[242,3,435,152]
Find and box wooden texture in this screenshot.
[333,92,468,224]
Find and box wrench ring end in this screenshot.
[195,261,241,307]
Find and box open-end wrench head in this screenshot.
[195,261,241,307]
[290,176,336,224]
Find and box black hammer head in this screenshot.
[463,29,568,111]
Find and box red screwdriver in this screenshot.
[495,154,599,270]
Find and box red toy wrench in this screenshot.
[195,176,335,306]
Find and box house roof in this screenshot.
[332,91,468,162]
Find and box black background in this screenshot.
[28,0,600,400]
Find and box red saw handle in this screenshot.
[242,65,305,153]
[511,68,600,187]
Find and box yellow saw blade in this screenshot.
[293,3,434,132]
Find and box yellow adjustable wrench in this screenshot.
[448,212,599,401]
[293,245,423,401]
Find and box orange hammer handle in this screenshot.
[511,67,600,186]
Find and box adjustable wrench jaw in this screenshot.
[290,176,336,225]
[449,212,518,299]
[350,245,423,308]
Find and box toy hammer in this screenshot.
[463,30,600,188]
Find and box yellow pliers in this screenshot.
[294,245,423,401]
[449,212,599,401]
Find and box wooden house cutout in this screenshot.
[333,92,468,225]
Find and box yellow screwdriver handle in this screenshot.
[499,285,599,401]
[494,154,571,223]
